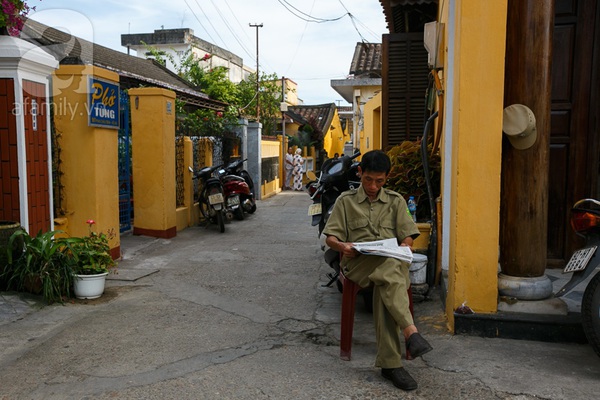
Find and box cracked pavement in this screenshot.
[1,191,599,399]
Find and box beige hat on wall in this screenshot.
[502,104,537,150]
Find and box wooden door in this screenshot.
[22,80,51,234]
[548,0,600,267]
[0,78,20,222]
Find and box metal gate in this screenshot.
[118,90,132,232]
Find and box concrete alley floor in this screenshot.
[1,191,599,399]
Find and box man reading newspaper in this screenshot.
[323,150,433,391]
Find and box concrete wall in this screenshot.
[361,91,382,154]
[261,136,280,199]
[352,85,382,148]
[441,0,507,328]
[128,87,177,238]
[322,108,346,159]
[52,65,121,258]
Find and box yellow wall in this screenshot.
[362,92,382,153]
[129,87,177,238]
[262,138,281,199]
[277,78,300,106]
[52,65,120,257]
[442,0,507,328]
[322,109,346,158]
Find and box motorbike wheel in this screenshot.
[581,271,600,357]
[217,210,225,233]
[234,207,245,221]
[198,196,213,224]
[241,172,257,214]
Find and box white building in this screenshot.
[121,28,253,83]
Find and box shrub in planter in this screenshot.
[385,140,441,222]
[1,230,74,304]
[64,220,116,276]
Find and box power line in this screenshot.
[192,0,230,51]
[283,0,316,74]
[349,14,381,42]
[276,0,347,23]
[337,0,372,42]
[183,0,218,45]
[208,0,256,62]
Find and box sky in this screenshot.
[28,0,388,105]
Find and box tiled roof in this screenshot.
[19,19,226,110]
[287,103,337,134]
[349,43,382,78]
[379,0,438,34]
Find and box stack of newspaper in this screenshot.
[351,238,414,263]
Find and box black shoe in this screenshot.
[381,367,418,391]
[406,332,433,358]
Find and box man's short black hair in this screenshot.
[360,150,391,174]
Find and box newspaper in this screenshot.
[351,238,414,263]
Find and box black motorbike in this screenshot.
[555,198,600,357]
[307,152,361,291]
[194,165,227,233]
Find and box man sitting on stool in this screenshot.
[323,149,433,391]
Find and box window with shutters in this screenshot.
[382,33,430,149]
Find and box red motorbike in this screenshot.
[220,159,257,221]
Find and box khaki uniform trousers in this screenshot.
[345,255,413,368]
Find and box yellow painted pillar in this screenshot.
[129,88,177,238]
[442,0,507,329]
[52,65,121,259]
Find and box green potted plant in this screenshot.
[386,140,441,221]
[67,220,117,299]
[385,140,441,250]
[1,229,74,304]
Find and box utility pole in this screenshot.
[281,76,288,190]
[249,23,263,122]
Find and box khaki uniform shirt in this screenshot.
[323,185,419,271]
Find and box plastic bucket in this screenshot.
[409,253,428,284]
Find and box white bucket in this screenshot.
[409,253,428,284]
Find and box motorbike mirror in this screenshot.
[306,170,317,181]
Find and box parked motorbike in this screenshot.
[221,158,257,220]
[307,152,361,235]
[307,152,361,292]
[194,165,227,233]
[555,198,600,357]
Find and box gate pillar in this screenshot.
[128,88,177,238]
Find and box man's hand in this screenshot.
[326,235,359,258]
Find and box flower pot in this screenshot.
[413,222,431,251]
[73,272,108,299]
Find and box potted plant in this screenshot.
[1,229,74,303]
[385,140,441,250]
[67,220,117,299]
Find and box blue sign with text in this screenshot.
[88,77,120,129]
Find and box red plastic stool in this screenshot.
[339,269,414,361]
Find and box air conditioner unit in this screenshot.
[424,22,445,69]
